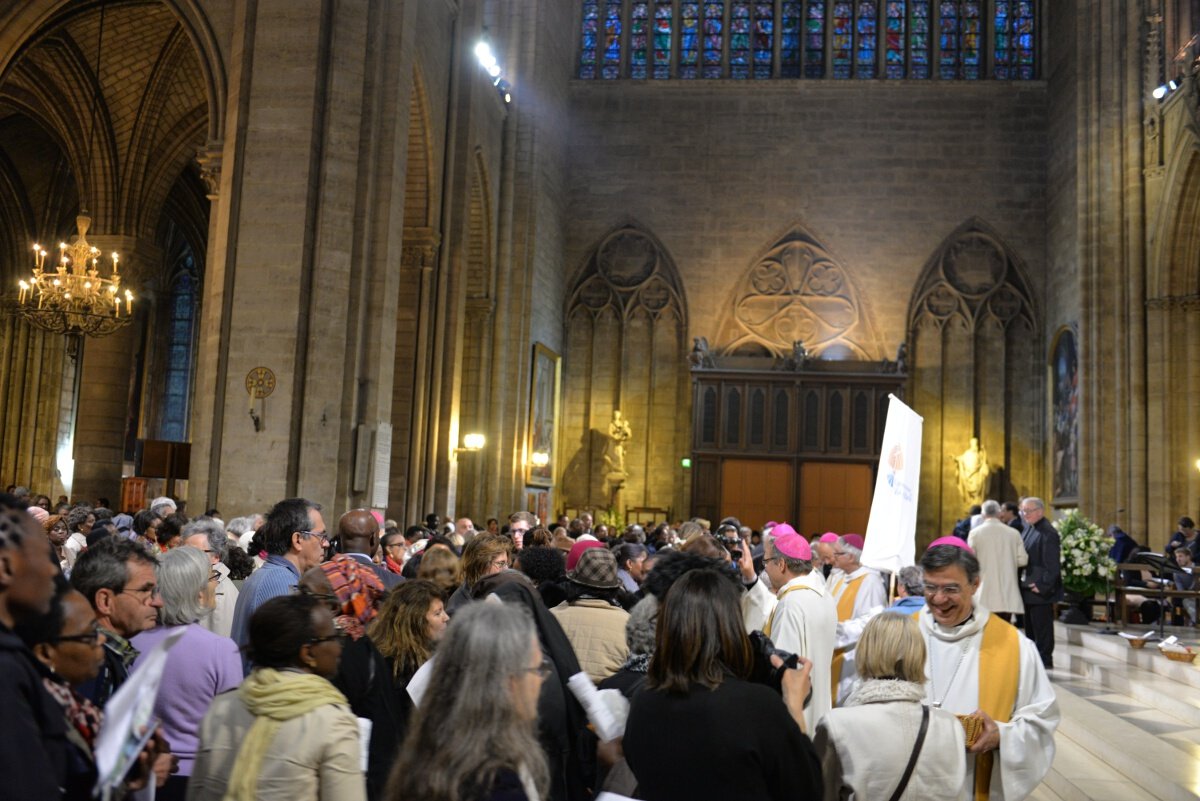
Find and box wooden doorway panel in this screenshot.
[720,459,794,530]
[799,462,872,536]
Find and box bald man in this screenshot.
[336,509,403,590]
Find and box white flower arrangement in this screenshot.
[1054,509,1116,596]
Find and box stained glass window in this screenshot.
[910,0,931,77]
[994,0,1035,79]
[940,0,981,79]
[885,1,905,78]
[856,0,877,78]
[754,3,774,78]
[654,0,674,78]
[160,267,195,443]
[781,2,802,77]
[731,3,753,79]
[832,2,853,78]
[680,2,700,78]
[575,1,1035,81]
[630,2,649,78]
[579,0,598,78]
[704,2,726,79]
[602,0,622,79]
[803,1,824,77]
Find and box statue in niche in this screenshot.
[952,437,991,506]
[779,339,810,371]
[604,412,633,494]
[688,337,715,369]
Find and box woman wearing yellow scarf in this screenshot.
[187,593,366,801]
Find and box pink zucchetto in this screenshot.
[927,536,974,555]
[842,533,865,551]
[818,532,840,544]
[770,525,813,561]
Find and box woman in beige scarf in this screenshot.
[188,593,365,801]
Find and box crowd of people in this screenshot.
[0,486,1067,801]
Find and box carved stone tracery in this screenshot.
[717,227,882,359]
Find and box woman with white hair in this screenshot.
[385,602,550,801]
[131,545,241,801]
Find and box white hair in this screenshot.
[981,499,1001,517]
[150,496,177,517]
[838,537,862,561]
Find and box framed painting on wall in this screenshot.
[1050,326,1079,506]
[527,343,561,488]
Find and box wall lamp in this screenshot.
[456,433,486,453]
[530,451,550,467]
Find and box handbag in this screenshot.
[887,704,931,801]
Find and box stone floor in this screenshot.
[1029,622,1200,801]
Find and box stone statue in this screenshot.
[688,336,715,368]
[895,341,908,373]
[779,339,809,371]
[605,409,632,475]
[952,437,991,506]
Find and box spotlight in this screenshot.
[1153,84,1168,99]
[1169,79,1179,90]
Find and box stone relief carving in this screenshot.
[566,227,686,322]
[908,224,1036,332]
[717,228,881,359]
[952,437,991,506]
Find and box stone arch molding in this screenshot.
[567,224,688,325]
[1150,133,1200,301]
[907,218,1037,333]
[716,224,882,359]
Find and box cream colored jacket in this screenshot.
[550,598,629,683]
[187,689,366,801]
[968,518,1030,614]
[813,679,969,801]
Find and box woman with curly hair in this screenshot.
[416,545,462,597]
[370,579,449,687]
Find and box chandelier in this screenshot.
[17,214,133,338]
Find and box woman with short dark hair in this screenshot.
[188,594,365,801]
[623,568,821,801]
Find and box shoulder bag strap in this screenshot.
[887,704,930,801]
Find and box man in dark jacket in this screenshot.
[0,493,68,797]
[335,509,403,590]
[1019,497,1063,669]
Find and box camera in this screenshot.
[715,523,743,562]
[747,630,811,707]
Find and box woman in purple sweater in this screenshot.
[132,545,242,801]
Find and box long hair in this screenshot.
[369,580,443,679]
[386,603,549,801]
[647,567,752,693]
[417,547,462,595]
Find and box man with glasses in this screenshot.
[230,498,326,666]
[760,524,836,732]
[918,538,1059,800]
[182,517,241,637]
[69,536,164,705]
[1017,497,1062,669]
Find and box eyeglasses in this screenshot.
[297,530,330,545]
[763,556,783,566]
[520,658,553,679]
[119,585,160,602]
[490,558,510,569]
[833,551,848,558]
[923,583,964,598]
[208,570,221,584]
[57,624,104,646]
[308,622,346,645]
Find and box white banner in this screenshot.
[861,395,923,575]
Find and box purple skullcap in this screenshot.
[772,529,813,561]
[842,533,865,551]
[764,521,779,530]
[927,536,975,555]
[819,532,840,544]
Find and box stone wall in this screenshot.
[566,78,1050,528]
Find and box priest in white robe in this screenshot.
[761,524,837,732]
[918,536,1060,801]
[830,533,887,704]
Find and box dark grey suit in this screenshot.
[1020,517,1062,668]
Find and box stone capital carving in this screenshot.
[401,228,442,272]
[196,142,224,200]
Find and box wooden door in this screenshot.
[720,459,794,530]
[798,462,873,536]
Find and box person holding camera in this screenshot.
[761,524,837,733]
[624,566,821,801]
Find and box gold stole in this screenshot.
[762,583,818,639]
[829,573,866,704]
[973,616,1021,801]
